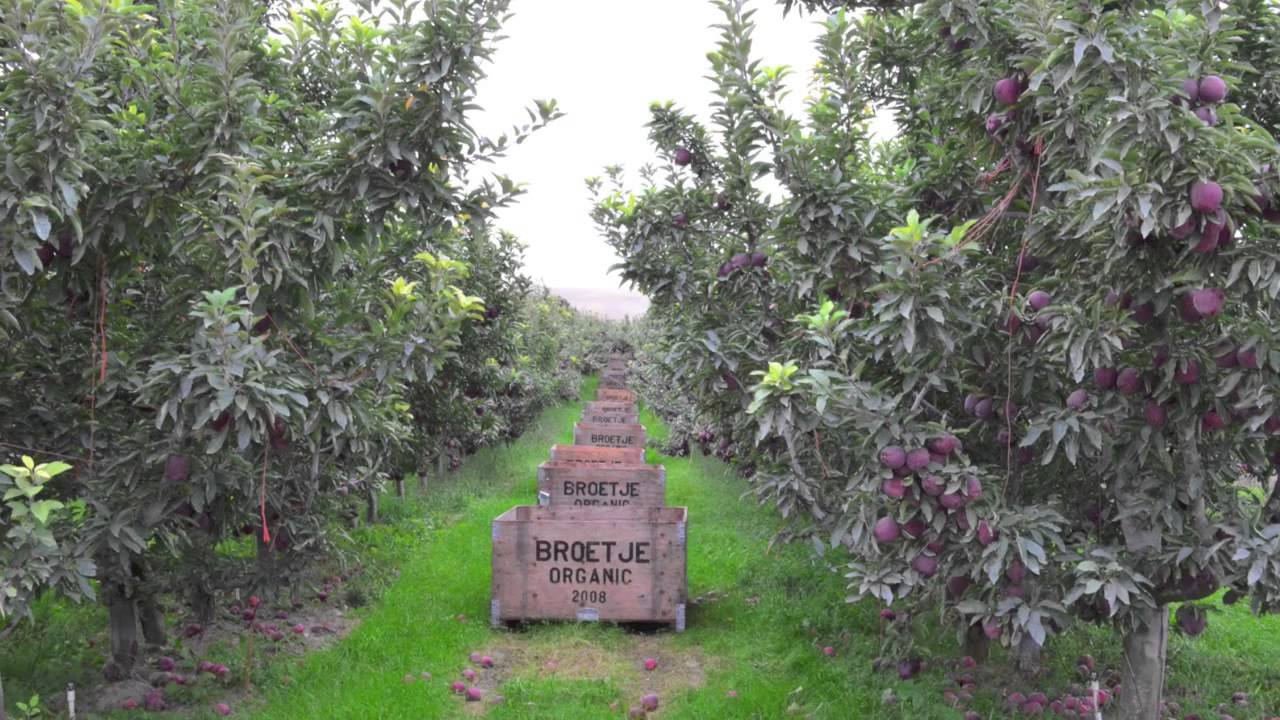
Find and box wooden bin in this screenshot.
[574,422,645,449]
[549,444,644,465]
[581,403,639,425]
[597,388,635,402]
[601,370,628,388]
[490,505,687,631]
[584,400,637,415]
[537,462,665,510]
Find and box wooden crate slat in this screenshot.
[537,462,665,510]
[549,444,644,465]
[573,422,645,449]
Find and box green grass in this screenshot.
[0,591,106,711]
[243,382,1280,719]
[6,377,1280,718]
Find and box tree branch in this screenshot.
[1153,579,1220,605]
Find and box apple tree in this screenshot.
[0,0,558,678]
[595,1,1280,717]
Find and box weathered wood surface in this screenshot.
[573,422,645,449]
[537,462,665,510]
[491,505,687,630]
[596,388,635,402]
[581,406,639,425]
[548,444,644,465]
[582,413,639,426]
[583,401,637,415]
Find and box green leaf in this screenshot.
[12,245,38,275]
[56,177,80,210]
[30,499,64,524]
[0,463,27,479]
[31,209,51,241]
[38,461,72,478]
[1073,37,1091,66]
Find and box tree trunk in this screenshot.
[1116,468,1168,720]
[305,443,321,514]
[1,670,8,720]
[128,560,165,647]
[365,486,378,524]
[190,583,215,627]
[1013,633,1042,676]
[418,469,429,492]
[1117,605,1167,720]
[395,477,405,499]
[962,623,990,663]
[103,581,138,681]
[256,534,277,597]
[436,449,447,478]
[137,594,167,647]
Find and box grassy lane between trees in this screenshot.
[8,378,1278,718]
[242,377,1280,719]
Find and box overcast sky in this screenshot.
[470,0,828,296]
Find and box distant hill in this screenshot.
[551,287,650,321]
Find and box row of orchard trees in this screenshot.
[0,0,608,682]
[592,1,1280,717]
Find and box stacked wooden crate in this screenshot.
[490,354,688,631]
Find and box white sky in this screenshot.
[471,0,831,294]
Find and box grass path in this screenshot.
[244,379,1280,719]
[247,379,892,719]
[3,379,1278,718]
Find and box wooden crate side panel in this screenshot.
[584,401,637,415]
[574,423,646,449]
[548,445,644,465]
[537,463,665,509]
[582,411,640,425]
[491,513,686,625]
[596,388,635,402]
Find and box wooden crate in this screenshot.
[537,462,665,510]
[601,370,628,388]
[581,406,639,425]
[584,401,637,416]
[549,444,644,465]
[491,505,687,630]
[596,388,635,402]
[574,422,645,449]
